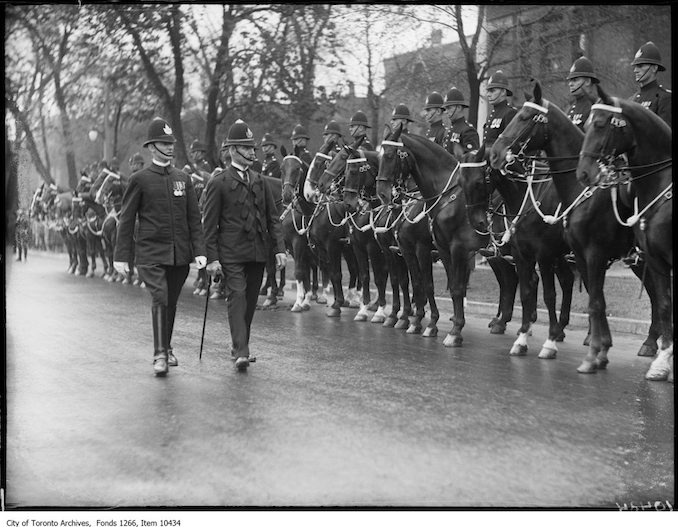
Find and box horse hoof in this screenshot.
[443,334,463,347]
[383,317,397,328]
[646,368,670,381]
[406,325,422,335]
[577,361,598,374]
[310,293,318,301]
[316,295,327,305]
[348,300,360,309]
[354,313,368,322]
[302,302,311,311]
[326,307,341,317]
[422,327,438,338]
[555,331,566,342]
[86,271,94,278]
[371,314,386,324]
[595,357,609,370]
[490,322,506,335]
[538,347,557,359]
[637,344,658,357]
[198,289,207,296]
[193,288,201,295]
[509,344,528,356]
[488,317,499,328]
[291,303,304,313]
[259,287,268,296]
[367,301,378,312]
[394,319,410,330]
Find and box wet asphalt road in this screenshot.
[4,250,674,508]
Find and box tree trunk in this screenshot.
[6,96,53,185]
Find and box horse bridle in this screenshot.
[496,101,551,176]
[378,139,417,202]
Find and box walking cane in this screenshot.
[199,273,219,359]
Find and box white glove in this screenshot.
[113,261,129,274]
[275,252,287,270]
[194,255,207,269]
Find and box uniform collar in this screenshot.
[639,79,659,92]
[152,159,171,167]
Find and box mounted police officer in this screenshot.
[203,119,287,371]
[128,152,145,175]
[348,110,375,151]
[322,119,344,155]
[565,56,599,131]
[260,133,282,179]
[290,124,313,165]
[629,41,671,127]
[389,103,415,135]
[423,91,447,145]
[114,117,207,376]
[190,139,214,173]
[442,87,479,155]
[483,70,517,148]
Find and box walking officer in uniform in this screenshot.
[442,87,479,155]
[423,91,447,145]
[114,118,207,376]
[203,119,287,371]
[290,124,313,166]
[260,133,282,179]
[483,70,517,148]
[565,56,599,131]
[348,110,375,151]
[630,41,671,127]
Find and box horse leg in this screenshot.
[536,259,563,359]
[645,265,673,381]
[400,239,424,334]
[443,246,468,347]
[508,255,538,356]
[578,251,612,373]
[326,239,344,317]
[396,254,413,329]
[291,239,311,312]
[630,262,660,357]
[342,242,361,308]
[369,239,388,323]
[552,256,575,343]
[485,256,518,334]
[352,235,371,321]
[277,267,285,298]
[419,241,439,338]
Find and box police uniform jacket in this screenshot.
[202,164,285,265]
[483,100,518,147]
[298,147,313,166]
[630,79,672,127]
[426,120,447,146]
[565,96,592,131]
[114,163,205,266]
[195,158,213,173]
[352,134,375,151]
[262,154,282,179]
[444,117,480,154]
[190,170,212,211]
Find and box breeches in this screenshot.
[137,264,190,307]
[223,261,266,358]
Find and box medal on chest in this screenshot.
[173,180,186,197]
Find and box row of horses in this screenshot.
[278,82,671,382]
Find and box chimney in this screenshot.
[431,29,442,46]
[347,81,355,98]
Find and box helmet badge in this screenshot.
[163,124,173,135]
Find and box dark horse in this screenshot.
[376,126,487,345]
[490,82,663,374]
[314,141,390,323]
[459,144,574,358]
[76,174,110,279]
[280,146,325,312]
[258,174,286,308]
[576,87,672,381]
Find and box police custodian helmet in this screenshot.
[423,91,445,110]
[143,118,176,147]
[224,119,256,147]
[290,124,310,140]
[486,70,513,96]
[261,133,278,148]
[129,152,144,165]
[349,110,371,128]
[443,87,469,108]
[567,56,599,84]
[631,41,665,71]
[190,139,207,152]
[392,103,414,121]
[323,120,343,136]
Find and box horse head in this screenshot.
[376,123,407,205]
[458,144,494,232]
[343,148,379,213]
[316,136,365,195]
[280,152,308,206]
[302,139,337,202]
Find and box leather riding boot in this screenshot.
[152,305,168,375]
[166,305,178,367]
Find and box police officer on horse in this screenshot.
[565,56,600,131]
[629,41,671,127]
[423,91,447,145]
[442,87,479,155]
[348,110,375,151]
[290,124,313,166]
[483,70,517,148]
[260,133,282,179]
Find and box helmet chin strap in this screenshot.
[635,64,653,85]
[154,143,173,158]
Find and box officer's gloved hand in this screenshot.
[206,260,223,280]
[194,255,207,269]
[275,252,287,270]
[113,261,129,275]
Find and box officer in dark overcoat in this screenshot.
[260,133,282,179]
[565,56,599,131]
[483,70,517,148]
[423,91,447,145]
[629,41,671,127]
[348,110,375,151]
[203,119,287,371]
[290,124,313,165]
[442,87,479,155]
[114,118,206,376]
